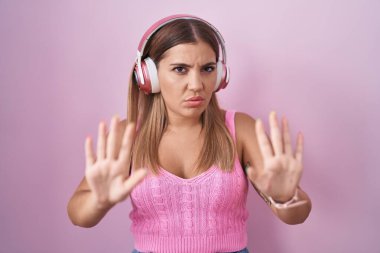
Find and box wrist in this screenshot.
[270,193,296,204]
[268,189,302,209]
[90,192,114,211]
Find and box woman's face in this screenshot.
[157,40,217,121]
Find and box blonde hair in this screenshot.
[127,19,236,175]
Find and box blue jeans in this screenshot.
[132,248,249,253]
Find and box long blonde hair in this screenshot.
[127,19,236,174]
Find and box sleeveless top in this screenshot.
[129,110,249,253]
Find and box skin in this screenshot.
[157,41,218,178]
[66,40,311,227]
[158,41,217,128]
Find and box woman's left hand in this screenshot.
[246,111,304,203]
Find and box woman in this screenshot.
[67,14,312,253]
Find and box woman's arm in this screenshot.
[235,112,312,225]
[67,117,147,228]
[67,177,114,228]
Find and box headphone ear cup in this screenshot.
[133,57,160,94]
[133,61,151,94]
[214,61,229,92]
[144,57,160,93]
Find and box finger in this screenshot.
[282,116,293,156]
[295,132,304,163]
[107,115,121,160]
[122,168,148,195]
[255,118,273,160]
[85,136,95,168]
[269,111,283,155]
[97,121,107,160]
[119,122,137,166]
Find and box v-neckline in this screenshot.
[159,165,218,183]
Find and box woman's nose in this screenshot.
[187,71,203,91]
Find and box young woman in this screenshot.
[67,14,312,253]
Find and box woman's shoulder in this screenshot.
[233,111,262,168]
[233,111,258,145]
[221,110,259,165]
[222,110,255,128]
[220,109,257,134]
[235,111,256,126]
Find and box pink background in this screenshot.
[1,0,379,252]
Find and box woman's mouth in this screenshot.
[184,96,205,107]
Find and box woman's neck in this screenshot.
[166,112,203,133]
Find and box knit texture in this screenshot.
[129,110,249,253]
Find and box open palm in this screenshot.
[85,116,147,209]
[248,111,304,203]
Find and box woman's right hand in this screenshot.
[84,115,148,210]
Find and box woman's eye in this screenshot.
[173,67,186,73]
[204,66,215,72]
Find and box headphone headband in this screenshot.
[136,15,227,84]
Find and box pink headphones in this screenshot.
[133,14,230,94]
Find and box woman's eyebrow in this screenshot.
[169,62,217,67]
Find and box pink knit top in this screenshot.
[129,110,249,253]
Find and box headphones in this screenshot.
[133,14,230,94]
